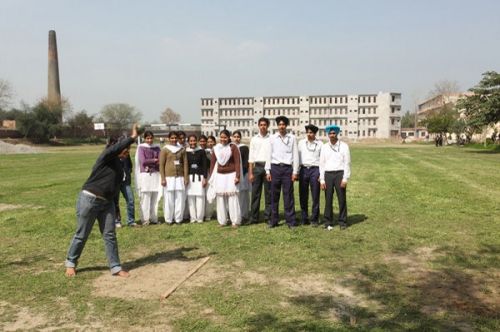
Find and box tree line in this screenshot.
[0,82,181,143]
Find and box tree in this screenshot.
[0,79,14,110]
[17,102,63,143]
[401,110,416,128]
[419,104,457,135]
[98,103,142,131]
[427,80,461,99]
[160,107,181,124]
[66,111,94,138]
[456,71,500,129]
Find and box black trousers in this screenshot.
[323,171,347,226]
[250,163,271,223]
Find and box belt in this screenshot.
[325,170,343,174]
[254,162,266,167]
[82,190,107,201]
[301,165,318,169]
[272,163,291,167]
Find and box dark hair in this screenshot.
[199,135,208,141]
[258,117,270,126]
[168,131,178,138]
[187,134,197,141]
[177,130,186,137]
[220,129,232,143]
[143,130,154,139]
[233,130,242,138]
[207,135,216,142]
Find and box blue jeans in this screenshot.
[118,184,135,225]
[65,191,122,274]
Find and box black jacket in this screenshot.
[82,137,134,200]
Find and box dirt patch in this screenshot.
[0,140,42,154]
[93,257,212,300]
[0,204,23,212]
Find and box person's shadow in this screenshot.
[347,214,368,226]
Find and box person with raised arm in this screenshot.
[65,124,138,277]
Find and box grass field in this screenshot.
[0,143,499,331]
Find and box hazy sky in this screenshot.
[1,0,499,123]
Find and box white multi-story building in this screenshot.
[201,92,401,139]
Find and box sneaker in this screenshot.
[115,222,122,228]
[326,225,333,231]
[128,222,138,227]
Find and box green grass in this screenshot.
[0,144,499,331]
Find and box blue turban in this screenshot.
[325,124,341,134]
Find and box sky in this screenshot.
[1,0,499,123]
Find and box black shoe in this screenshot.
[311,222,319,227]
[287,223,298,229]
[267,223,277,229]
[340,224,347,230]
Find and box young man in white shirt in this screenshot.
[248,117,271,224]
[298,124,322,226]
[265,116,299,228]
[319,125,351,230]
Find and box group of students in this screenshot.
[65,117,351,277]
[113,129,251,229]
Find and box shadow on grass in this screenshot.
[347,214,368,227]
[78,247,207,274]
[244,246,499,331]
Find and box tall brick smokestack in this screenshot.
[48,30,61,109]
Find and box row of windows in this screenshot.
[220,119,254,128]
[359,107,377,115]
[201,109,214,117]
[310,108,348,116]
[219,109,253,117]
[310,118,347,126]
[263,108,299,116]
[359,95,377,104]
[263,97,300,105]
[310,96,348,105]
[219,98,254,106]
[201,99,214,106]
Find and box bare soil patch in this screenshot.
[93,257,212,300]
[0,140,42,154]
[0,204,22,212]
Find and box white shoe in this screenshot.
[115,222,122,228]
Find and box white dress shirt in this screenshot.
[265,132,299,175]
[248,132,270,163]
[298,139,322,167]
[319,140,351,184]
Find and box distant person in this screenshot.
[319,125,351,230]
[160,131,189,224]
[298,124,322,226]
[232,130,250,223]
[248,117,271,224]
[135,131,161,225]
[65,124,138,277]
[186,134,208,223]
[209,129,242,227]
[114,150,136,227]
[204,135,217,221]
[265,116,299,229]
